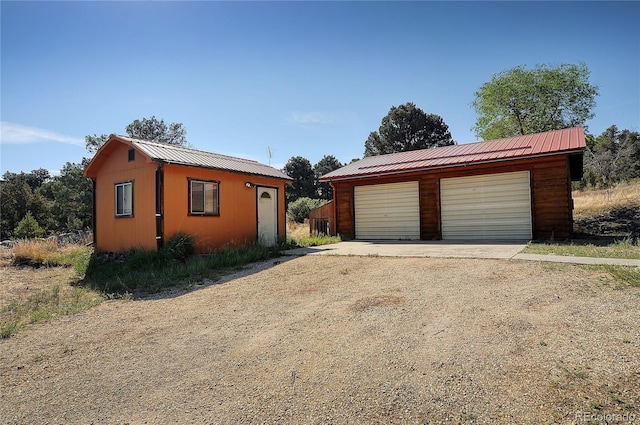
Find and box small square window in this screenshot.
[128,149,135,162]
[189,179,219,215]
[115,181,133,217]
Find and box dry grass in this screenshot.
[524,239,640,260]
[12,239,91,270]
[1,240,98,338]
[573,180,640,216]
[287,221,311,240]
[351,294,406,312]
[12,239,59,265]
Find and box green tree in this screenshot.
[283,156,316,203]
[13,211,45,239]
[38,161,93,232]
[472,62,599,140]
[1,171,50,240]
[85,116,187,153]
[617,129,640,181]
[584,126,640,187]
[364,102,454,157]
[313,155,343,200]
[286,197,327,223]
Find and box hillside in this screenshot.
[573,181,640,239]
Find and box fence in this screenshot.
[309,201,335,236]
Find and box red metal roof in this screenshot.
[320,127,585,181]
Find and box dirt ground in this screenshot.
[1,255,639,424]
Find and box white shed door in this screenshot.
[354,181,420,240]
[440,171,532,240]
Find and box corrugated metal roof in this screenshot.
[113,135,292,181]
[321,127,585,181]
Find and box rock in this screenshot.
[0,240,16,249]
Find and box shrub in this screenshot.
[13,211,45,239]
[287,198,327,223]
[162,232,196,261]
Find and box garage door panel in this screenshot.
[355,181,420,240]
[441,171,532,240]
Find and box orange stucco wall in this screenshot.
[88,141,288,253]
[162,163,288,252]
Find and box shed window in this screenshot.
[115,181,133,217]
[189,180,219,215]
[128,149,135,162]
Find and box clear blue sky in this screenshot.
[1,1,638,175]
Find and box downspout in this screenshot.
[91,178,97,247]
[155,164,164,250]
[330,182,337,237]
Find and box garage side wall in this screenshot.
[333,181,355,239]
[531,156,572,240]
[331,155,574,241]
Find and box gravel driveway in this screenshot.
[1,256,638,424]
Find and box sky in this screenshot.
[1,1,639,175]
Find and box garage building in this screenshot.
[320,127,585,241]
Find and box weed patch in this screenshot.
[591,265,640,289]
[1,284,103,339]
[524,240,640,260]
[1,239,99,338]
[291,232,341,248]
[84,243,279,294]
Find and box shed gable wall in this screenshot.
[92,143,158,252]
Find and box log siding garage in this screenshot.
[320,128,586,241]
[84,135,292,253]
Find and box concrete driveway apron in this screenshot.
[285,240,528,260]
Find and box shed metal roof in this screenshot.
[91,135,292,181]
[321,127,586,181]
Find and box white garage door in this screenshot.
[440,171,532,240]
[354,181,420,240]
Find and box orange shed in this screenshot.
[84,135,292,253]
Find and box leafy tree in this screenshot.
[472,62,599,140]
[583,125,640,187]
[313,155,343,200]
[617,129,640,181]
[38,161,93,232]
[1,162,93,240]
[26,168,51,190]
[85,116,187,153]
[364,102,454,157]
[283,156,316,203]
[287,197,327,223]
[84,134,110,154]
[1,171,50,240]
[13,211,45,239]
